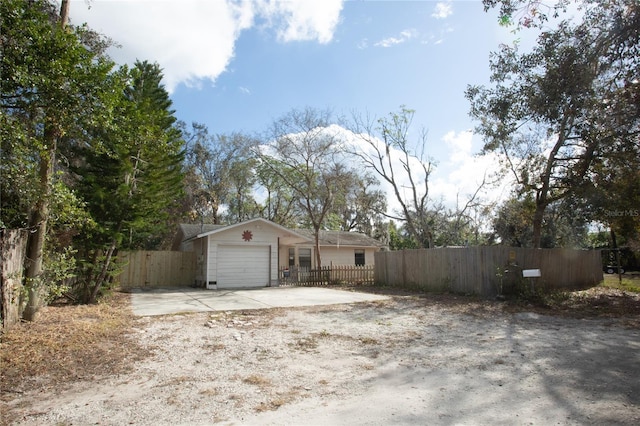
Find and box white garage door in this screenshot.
[217,245,270,289]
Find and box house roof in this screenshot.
[178,223,226,242]
[181,218,312,243]
[293,229,387,248]
[171,223,227,250]
[175,219,386,249]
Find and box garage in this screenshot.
[217,245,270,289]
[183,218,312,289]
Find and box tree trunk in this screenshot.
[23,130,56,321]
[610,228,623,286]
[314,228,322,269]
[59,0,70,27]
[22,0,70,321]
[88,241,117,304]
[532,201,545,249]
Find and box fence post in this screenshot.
[1,229,29,329]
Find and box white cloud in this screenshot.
[257,0,343,44]
[374,28,418,48]
[432,1,453,20]
[65,0,343,92]
[430,131,511,211]
[443,130,472,163]
[357,38,369,49]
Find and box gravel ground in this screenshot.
[3,294,640,425]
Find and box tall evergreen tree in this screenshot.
[72,61,184,302]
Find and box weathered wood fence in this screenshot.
[375,247,603,297]
[115,247,602,295]
[116,251,196,289]
[279,265,375,286]
[1,229,28,329]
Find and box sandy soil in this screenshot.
[3,294,640,425]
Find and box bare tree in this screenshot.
[259,107,351,268]
[348,107,439,248]
[182,123,256,224]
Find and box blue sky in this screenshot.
[170,1,506,140]
[173,1,497,138]
[66,0,539,212]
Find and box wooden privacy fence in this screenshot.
[1,229,28,329]
[375,247,603,297]
[279,265,375,286]
[116,251,196,289]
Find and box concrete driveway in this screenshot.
[129,286,389,316]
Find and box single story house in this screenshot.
[173,218,387,289]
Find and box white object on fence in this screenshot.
[522,269,541,278]
[522,269,541,293]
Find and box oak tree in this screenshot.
[467,0,639,247]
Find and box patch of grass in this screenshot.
[289,337,318,351]
[254,390,299,412]
[228,394,245,406]
[243,374,272,387]
[166,393,181,406]
[199,388,219,397]
[602,274,640,293]
[317,329,331,338]
[202,342,226,351]
[157,375,192,387]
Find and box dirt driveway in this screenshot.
[3,291,640,425]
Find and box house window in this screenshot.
[288,248,295,267]
[355,249,365,266]
[299,248,312,269]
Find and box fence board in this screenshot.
[375,247,603,297]
[1,229,28,329]
[116,251,197,289]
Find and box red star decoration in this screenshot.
[242,230,253,241]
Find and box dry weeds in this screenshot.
[0,292,145,398]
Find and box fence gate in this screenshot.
[117,251,197,289]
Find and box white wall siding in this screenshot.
[319,246,377,266]
[279,246,379,268]
[205,222,281,287]
[193,238,208,286]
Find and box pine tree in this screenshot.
[73,61,184,302]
